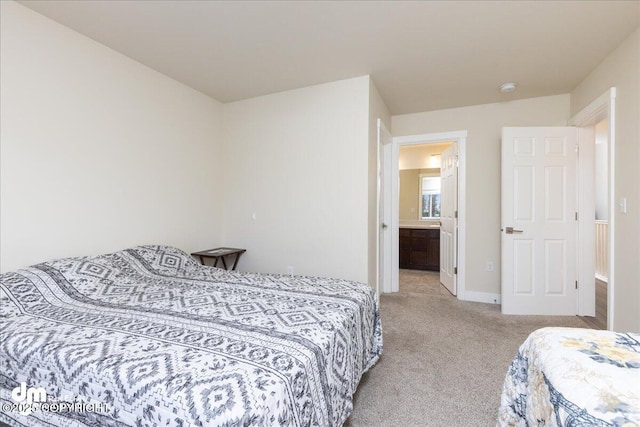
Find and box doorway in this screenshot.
[571,88,616,331]
[576,118,610,330]
[590,119,609,329]
[502,88,622,324]
[398,142,452,294]
[380,131,467,297]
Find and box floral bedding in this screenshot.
[497,327,640,426]
[0,245,382,426]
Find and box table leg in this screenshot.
[231,254,241,270]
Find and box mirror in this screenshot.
[420,176,441,219]
[399,168,440,221]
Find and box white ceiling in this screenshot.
[19,0,640,115]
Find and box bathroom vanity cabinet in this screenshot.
[399,227,440,271]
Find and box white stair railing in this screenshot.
[595,220,609,282]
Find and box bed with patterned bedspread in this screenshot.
[497,327,640,427]
[0,245,382,427]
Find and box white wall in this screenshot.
[392,95,571,298]
[0,2,225,272]
[571,28,639,332]
[399,169,420,220]
[0,2,383,286]
[222,76,371,283]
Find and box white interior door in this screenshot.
[377,119,393,295]
[440,144,458,295]
[501,127,578,315]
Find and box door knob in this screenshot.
[382,223,388,229]
[505,226,523,234]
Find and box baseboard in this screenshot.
[460,291,501,305]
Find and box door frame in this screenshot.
[569,87,616,330]
[384,130,467,296]
[377,119,393,297]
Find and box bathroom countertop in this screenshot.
[399,222,440,229]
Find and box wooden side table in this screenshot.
[191,247,246,270]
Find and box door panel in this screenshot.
[502,127,577,315]
[513,240,534,294]
[514,167,534,221]
[545,240,566,294]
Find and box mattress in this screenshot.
[497,327,640,426]
[0,245,382,426]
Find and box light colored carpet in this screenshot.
[344,270,589,427]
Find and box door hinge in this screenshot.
[575,144,579,154]
[454,210,458,219]
[454,267,458,275]
[575,211,578,221]
[575,280,578,289]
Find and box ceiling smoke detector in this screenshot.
[499,82,517,93]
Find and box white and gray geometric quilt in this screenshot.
[0,245,382,426]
